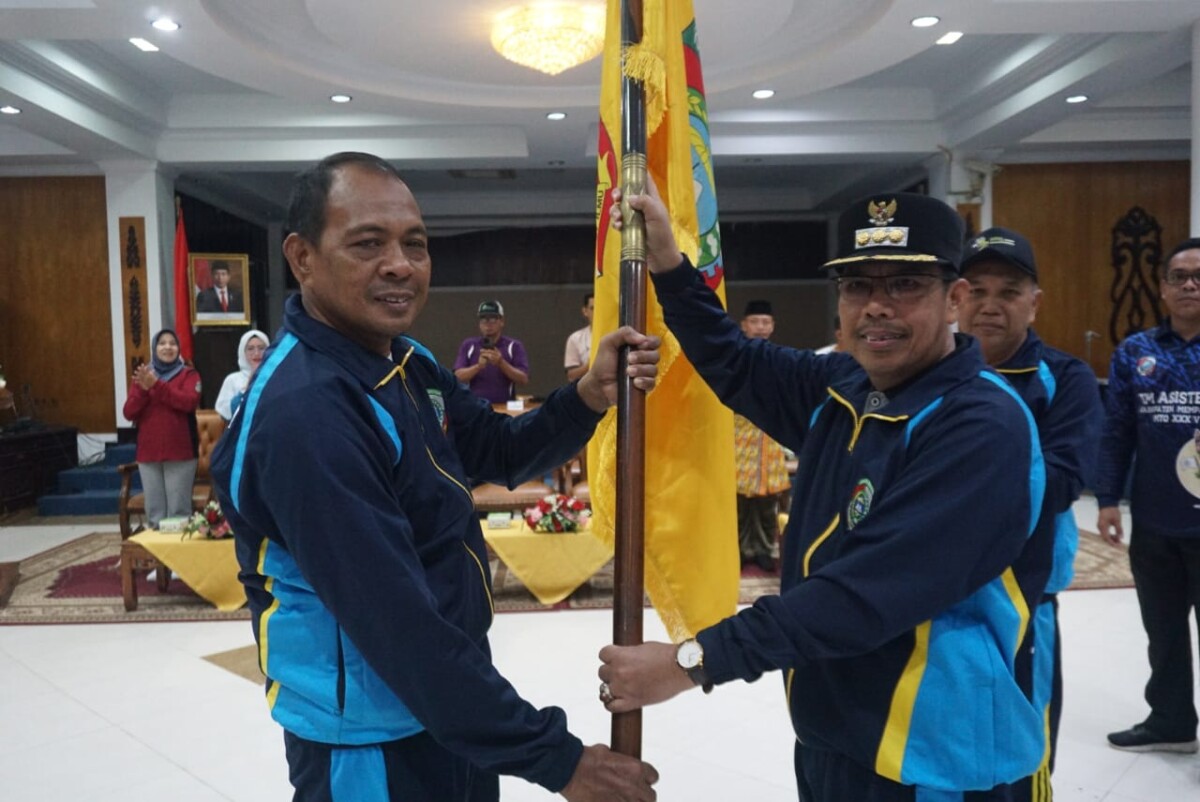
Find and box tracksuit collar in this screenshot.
[996,328,1043,372]
[283,294,414,390]
[829,333,987,417]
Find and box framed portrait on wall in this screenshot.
[189,253,251,326]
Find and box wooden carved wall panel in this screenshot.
[982,161,1188,376]
[1109,206,1165,346]
[119,217,150,371]
[124,223,141,268]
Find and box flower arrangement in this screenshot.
[523,493,590,533]
[182,500,232,540]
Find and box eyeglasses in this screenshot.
[834,273,949,302]
[1164,270,1200,288]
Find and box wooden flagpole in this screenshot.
[612,0,648,758]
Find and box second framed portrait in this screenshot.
[190,253,251,327]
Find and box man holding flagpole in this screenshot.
[602,182,1054,801]
[211,152,661,802]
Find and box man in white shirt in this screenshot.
[564,292,594,381]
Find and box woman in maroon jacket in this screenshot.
[122,329,202,528]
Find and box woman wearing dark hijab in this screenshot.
[121,329,202,528]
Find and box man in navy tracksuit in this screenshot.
[1098,237,1200,754]
[601,186,1051,801]
[959,228,1102,784]
[210,152,661,802]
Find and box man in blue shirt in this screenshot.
[1098,237,1200,754]
[210,152,661,802]
[958,227,1102,779]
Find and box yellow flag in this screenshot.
[590,0,738,641]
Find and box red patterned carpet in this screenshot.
[0,533,245,625]
[0,529,1130,625]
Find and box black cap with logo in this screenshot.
[961,227,1038,281]
[477,300,505,318]
[824,192,965,274]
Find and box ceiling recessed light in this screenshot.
[752,89,775,100]
[936,31,963,45]
[1066,94,1088,104]
[911,16,940,28]
[546,111,567,121]
[0,105,20,114]
[129,38,159,52]
[151,18,179,32]
[330,94,352,103]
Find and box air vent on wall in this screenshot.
[448,169,518,180]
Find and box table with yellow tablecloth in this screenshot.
[125,529,246,611]
[483,522,611,605]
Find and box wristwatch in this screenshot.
[676,638,713,693]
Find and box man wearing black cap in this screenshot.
[600,183,1052,801]
[453,300,530,404]
[734,300,790,572]
[959,227,1102,778]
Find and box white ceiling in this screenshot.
[0,0,1195,230]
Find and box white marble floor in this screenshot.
[0,500,1197,802]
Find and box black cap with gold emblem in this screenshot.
[823,192,965,274]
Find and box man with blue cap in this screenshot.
[959,227,1102,780]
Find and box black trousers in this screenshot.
[793,745,1049,802]
[1128,526,1200,739]
[737,493,780,559]
[284,730,499,802]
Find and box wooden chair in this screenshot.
[471,477,556,515]
[558,450,589,504]
[118,409,227,539]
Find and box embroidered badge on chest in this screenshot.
[427,389,446,431]
[1136,356,1156,377]
[847,478,875,530]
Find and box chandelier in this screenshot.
[491,3,606,76]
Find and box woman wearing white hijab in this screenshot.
[215,329,270,421]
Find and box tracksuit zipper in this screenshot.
[383,350,495,618]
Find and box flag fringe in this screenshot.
[623,43,666,135]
